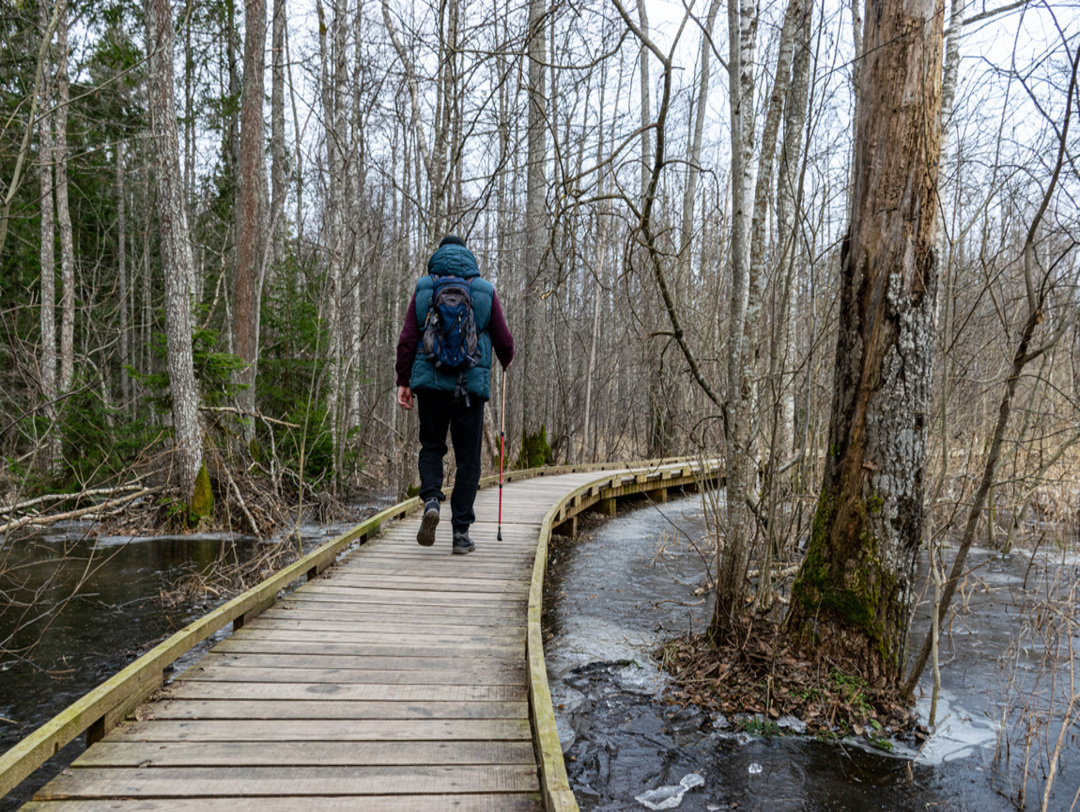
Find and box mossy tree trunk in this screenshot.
[784,0,944,689]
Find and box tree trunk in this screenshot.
[234,0,267,440]
[785,0,945,688]
[521,0,546,439]
[146,0,204,503]
[773,0,812,466]
[117,142,130,413]
[37,1,59,474]
[712,0,758,640]
[270,0,286,269]
[55,1,74,400]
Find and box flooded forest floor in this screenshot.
[543,494,1079,811]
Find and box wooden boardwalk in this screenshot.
[18,471,619,810]
[7,462,716,810]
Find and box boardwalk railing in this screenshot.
[1,457,721,808]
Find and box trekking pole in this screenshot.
[497,367,506,541]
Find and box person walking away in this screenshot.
[395,235,514,554]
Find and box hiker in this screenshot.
[395,235,514,554]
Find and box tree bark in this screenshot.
[146,0,204,503]
[522,0,546,438]
[713,0,759,640]
[117,142,130,413]
[270,0,286,270]
[773,0,812,465]
[37,0,59,473]
[785,0,945,688]
[234,0,267,441]
[55,0,74,399]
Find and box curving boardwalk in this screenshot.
[12,463,714,810]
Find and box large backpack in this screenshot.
[422,275,481,379]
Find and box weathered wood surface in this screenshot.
[19,462,718,810]
[27,470,614,810]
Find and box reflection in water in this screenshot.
[545,494,1076,811]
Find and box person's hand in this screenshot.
[397,386,413,410]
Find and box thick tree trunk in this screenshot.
[785,0,944,688]
[146,0,204,503]
[234,0,267,439]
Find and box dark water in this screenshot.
[0,519,357,809]
[545,494,1080,811]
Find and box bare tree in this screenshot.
[145,0,205,504]
[785,0,945,688]
[234,0,268,440]
[37,0,59,474]
[521,0,547,440]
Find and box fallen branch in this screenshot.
[1,481,150,517]
[0,488,160,536]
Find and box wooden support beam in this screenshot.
[554,516,578,538]
[594,497,617,516]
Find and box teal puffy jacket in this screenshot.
[409,243,494,400]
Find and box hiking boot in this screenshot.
[417,499,440,546]
[452,530,475,555]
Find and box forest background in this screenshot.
[1,0,1079,699]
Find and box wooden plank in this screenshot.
[149,699,529,720]
[271,591,526,609]
[256,611,518,628]
[210,628,525,646]
[158,682,527,703]
[179,665,525,686]
[271,600,522,618]
[73,740,535,767]
[228,621,526,642]
[23,794,543,811]
[209,639,522,658]
[296,586,530,602]
[35,764,540,798]
[107,718,532,742]
[194,653,524,674]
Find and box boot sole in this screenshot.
[452,543,475,555]
[417,509,439,546]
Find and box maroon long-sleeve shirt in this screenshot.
[395,289,514,388]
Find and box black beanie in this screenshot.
[439,235,466,248]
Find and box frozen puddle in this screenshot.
[915,690,999,765]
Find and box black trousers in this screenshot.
[416,390,485,533]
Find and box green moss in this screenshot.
[515,425,553,470]
[189,462,214,520]
[790,486,901,670]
